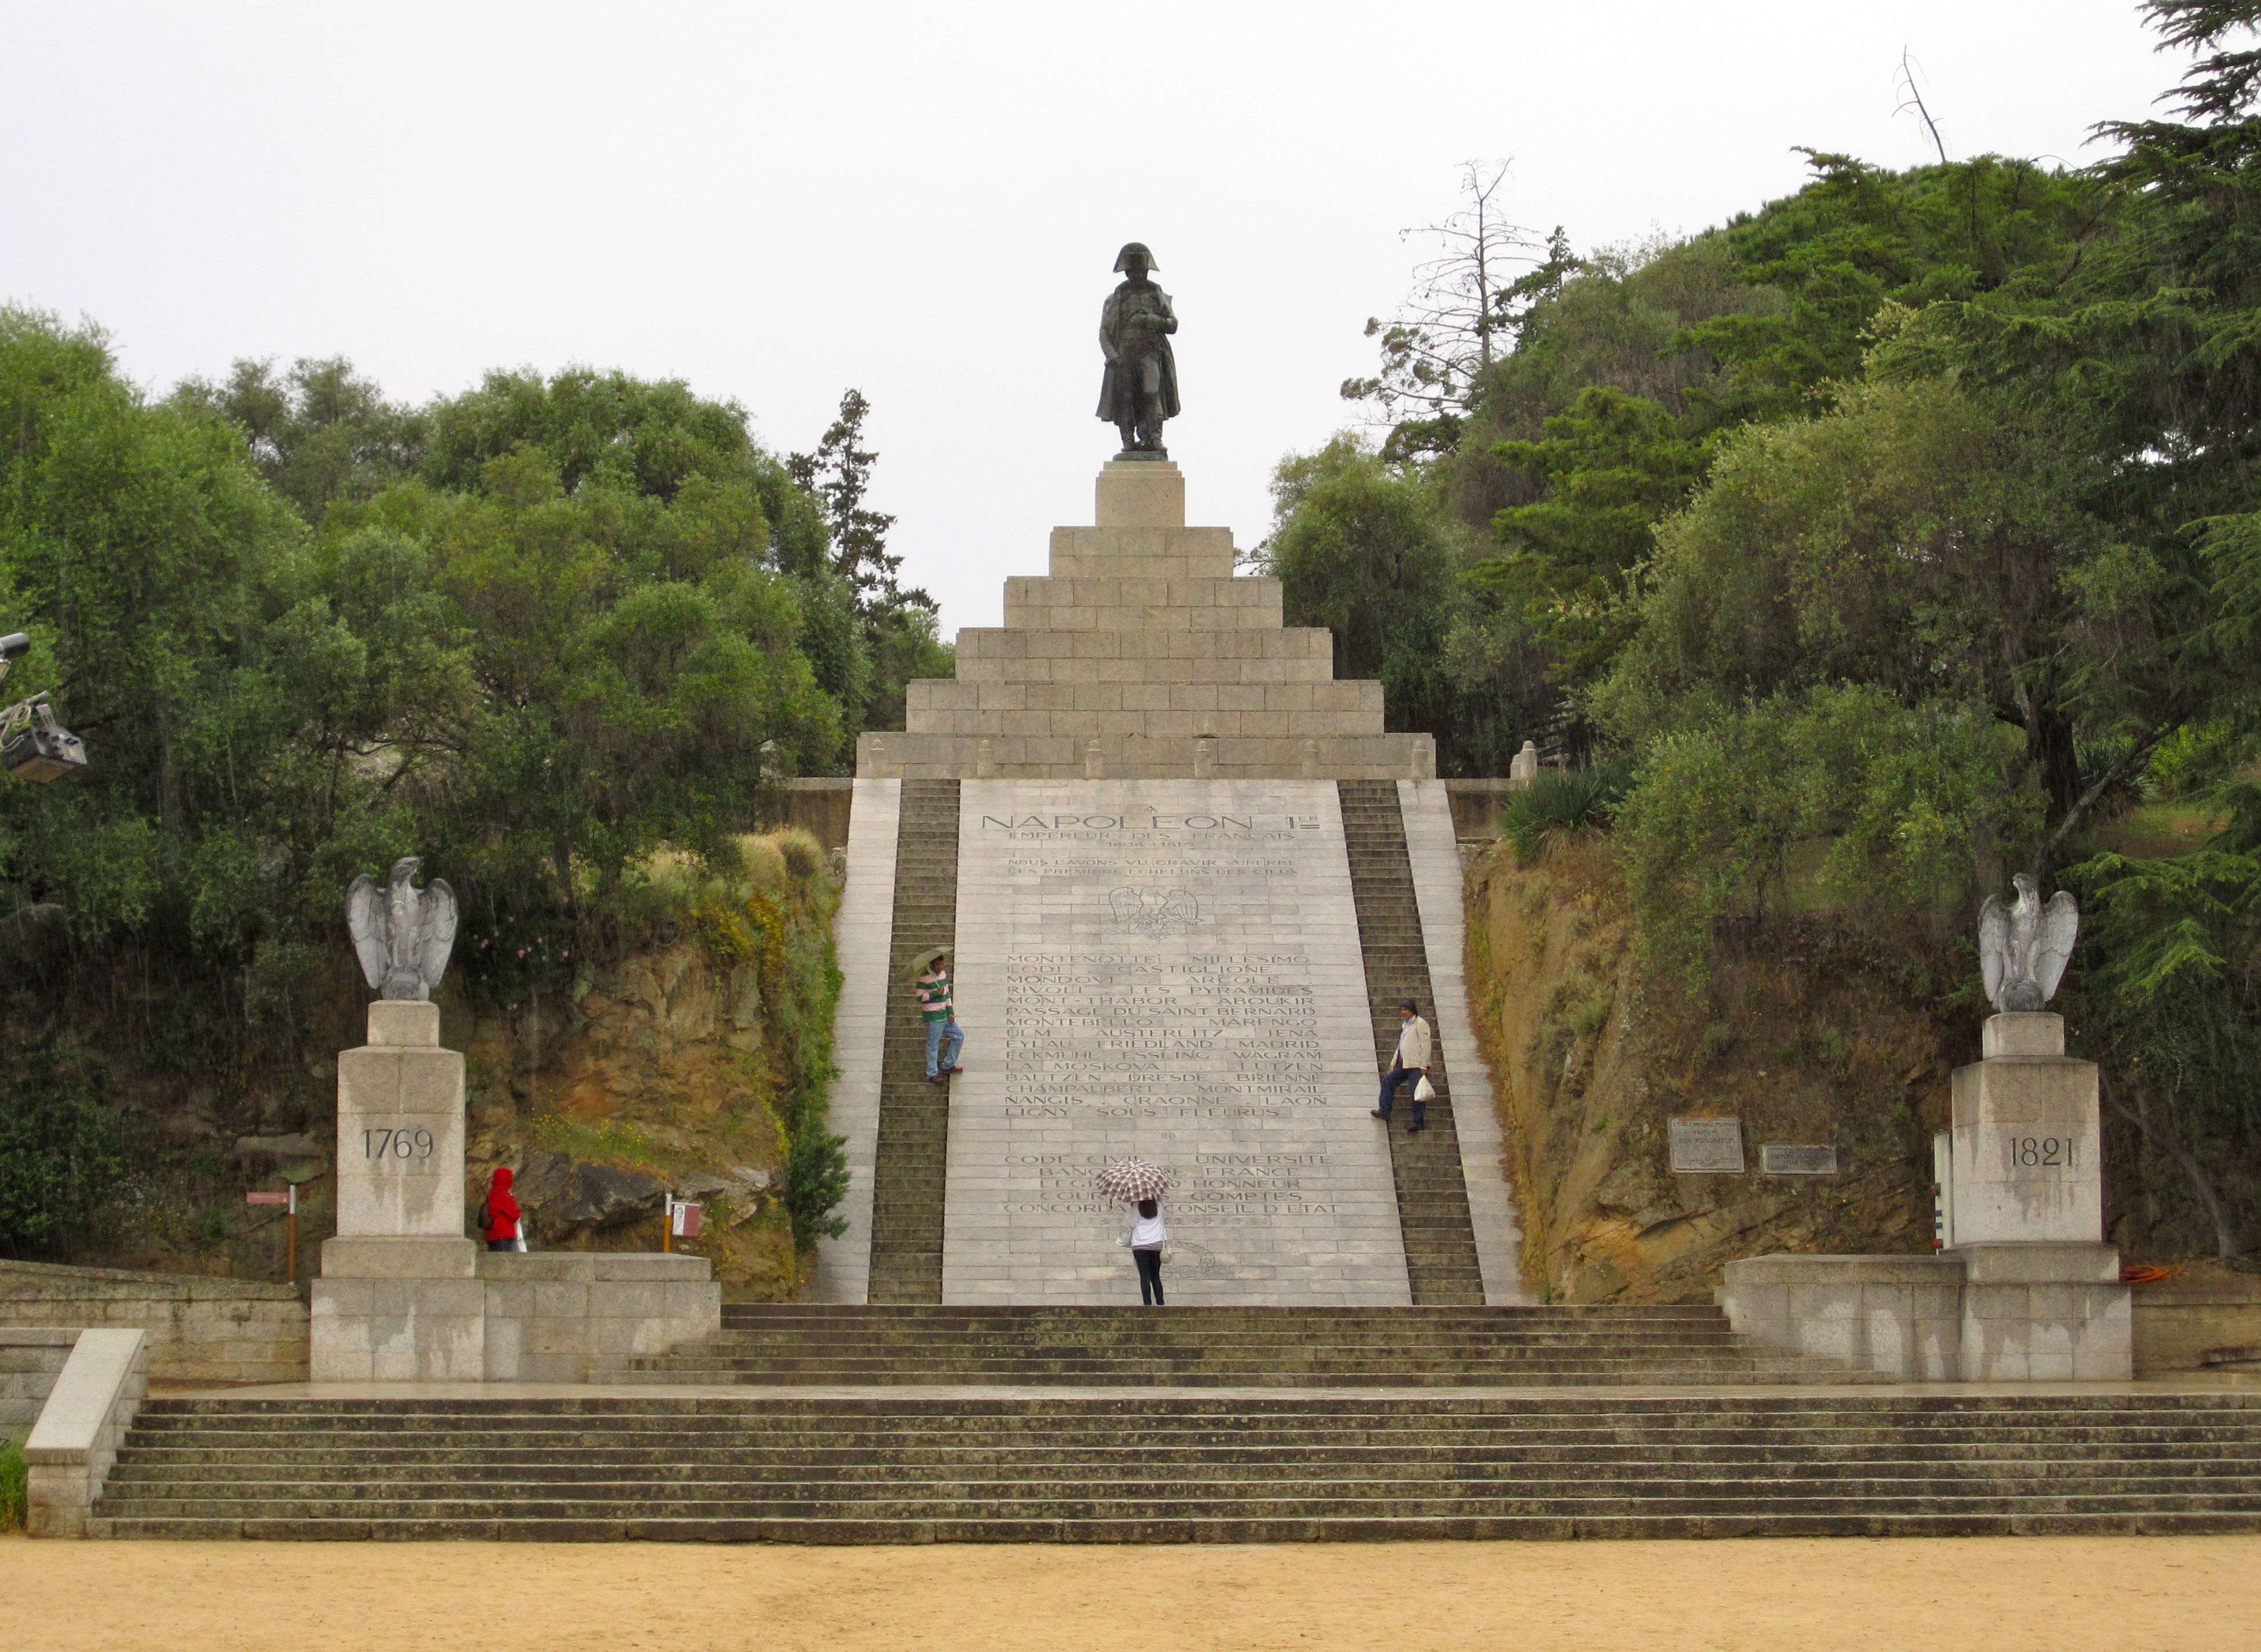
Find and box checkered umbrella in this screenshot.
[1095,1159,1171,1202]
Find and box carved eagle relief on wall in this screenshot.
[1108,886,1199,936]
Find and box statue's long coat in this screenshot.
[1097,281,1180,423]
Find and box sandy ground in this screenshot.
[5,1535,2259,1651]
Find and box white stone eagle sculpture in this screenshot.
[347,856,460,1000]
[1978,873,2079,1012]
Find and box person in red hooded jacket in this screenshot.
[481,1166,522,1252]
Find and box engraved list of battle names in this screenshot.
[940,781,1412,1305]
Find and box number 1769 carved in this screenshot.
[362,1127,436,1161]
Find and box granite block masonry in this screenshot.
[815,459,1524,1306]
[858,460,1436,781]
[1947,1011,2128,1381]
[942,780,1410,1305]
[312,999,718,1382]
[1724,1010,2131,1380]
[312,999,483,1381]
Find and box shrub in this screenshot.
[1499,760,1634,861]
[0,1435,24,1532]
[1612,685,2031,981]
[775,828,824,881]
[0,1046,123,1257]
[782,1128,849,1251]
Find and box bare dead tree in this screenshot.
[1341,159,1542,425]
[1895,49,1950,165]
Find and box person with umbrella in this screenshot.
[905,946,964,1085]
[1099,1160,1171,1305]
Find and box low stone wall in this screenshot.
[481,1252,719,1382]
[0,1258,307,1387]
[311,1249,719,1383]
[1722,1245,2133,1382]
[772,777,854,850]
[1442,778,1524,840]
[25,1328,147,1538]
[2132,1274,2261,1377]
[1720,1254,1964,1381]
[1,1327,76,1438]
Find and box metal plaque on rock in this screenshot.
[1761,1142,1839,1176]
[1668,1116,1745,1173]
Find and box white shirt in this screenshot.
[1393,1015,1433,1071]
[1121,1209,1168,1249]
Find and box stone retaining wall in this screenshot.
[0,1258,307,1386]
[2133,1274,2261,1377]
[1,1327,76,1437]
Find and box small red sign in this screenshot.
[245,1191,291,1206]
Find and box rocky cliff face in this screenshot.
[460,935,818,1301]
[1465,838,1950,1304]
[24,835,836,1302]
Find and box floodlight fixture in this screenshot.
[0,631,86,781]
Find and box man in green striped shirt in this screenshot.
[915,949,964,1085]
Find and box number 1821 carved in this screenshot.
[2007,1136,2077,1170]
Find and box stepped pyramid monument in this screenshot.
[858,456,1432,783]
[60,255,2238,1547]
[817,245,1522,1306]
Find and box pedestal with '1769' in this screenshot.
[311,1000,483,1381]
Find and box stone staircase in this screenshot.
[614,1304,1874,1387]
[94,1391,2261,1540]
[866,778,959,1304]
[1337,780,1486,1304]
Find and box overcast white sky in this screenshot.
[0,2,2189,637]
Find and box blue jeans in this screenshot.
[924,1018,963,1078]
[1377,1065,1425,1124]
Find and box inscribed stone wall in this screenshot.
[941,779,1410,1304]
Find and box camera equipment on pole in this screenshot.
[0,633,87,783]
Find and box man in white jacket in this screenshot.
[1370,998,1433,1133]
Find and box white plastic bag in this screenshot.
[512,1217,529,1253]
[1413,1075,1436,1102]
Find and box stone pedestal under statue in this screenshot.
[311,1000,483,1381]
[311,1000,719,1383]
[1944,1012,2129,1381]
[858,460,1437,781]
[1723,1011,2131,1381]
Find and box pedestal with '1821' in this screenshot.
[1942,1011,2129,1381]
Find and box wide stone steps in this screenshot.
[95,1393,2261,1541]
[609,1304,1876,1387]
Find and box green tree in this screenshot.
[351,444,843,919]
[1614,685,2035,981]
[787,390,952,734]
[1600,376,2213,864]
[1260,435,1463,749]
[1473,385,1710,688]
[0,1046,121,1255]
[1684,152,2103,427]
[173,357,423,525]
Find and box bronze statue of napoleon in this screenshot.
[1097,242,1178,458]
